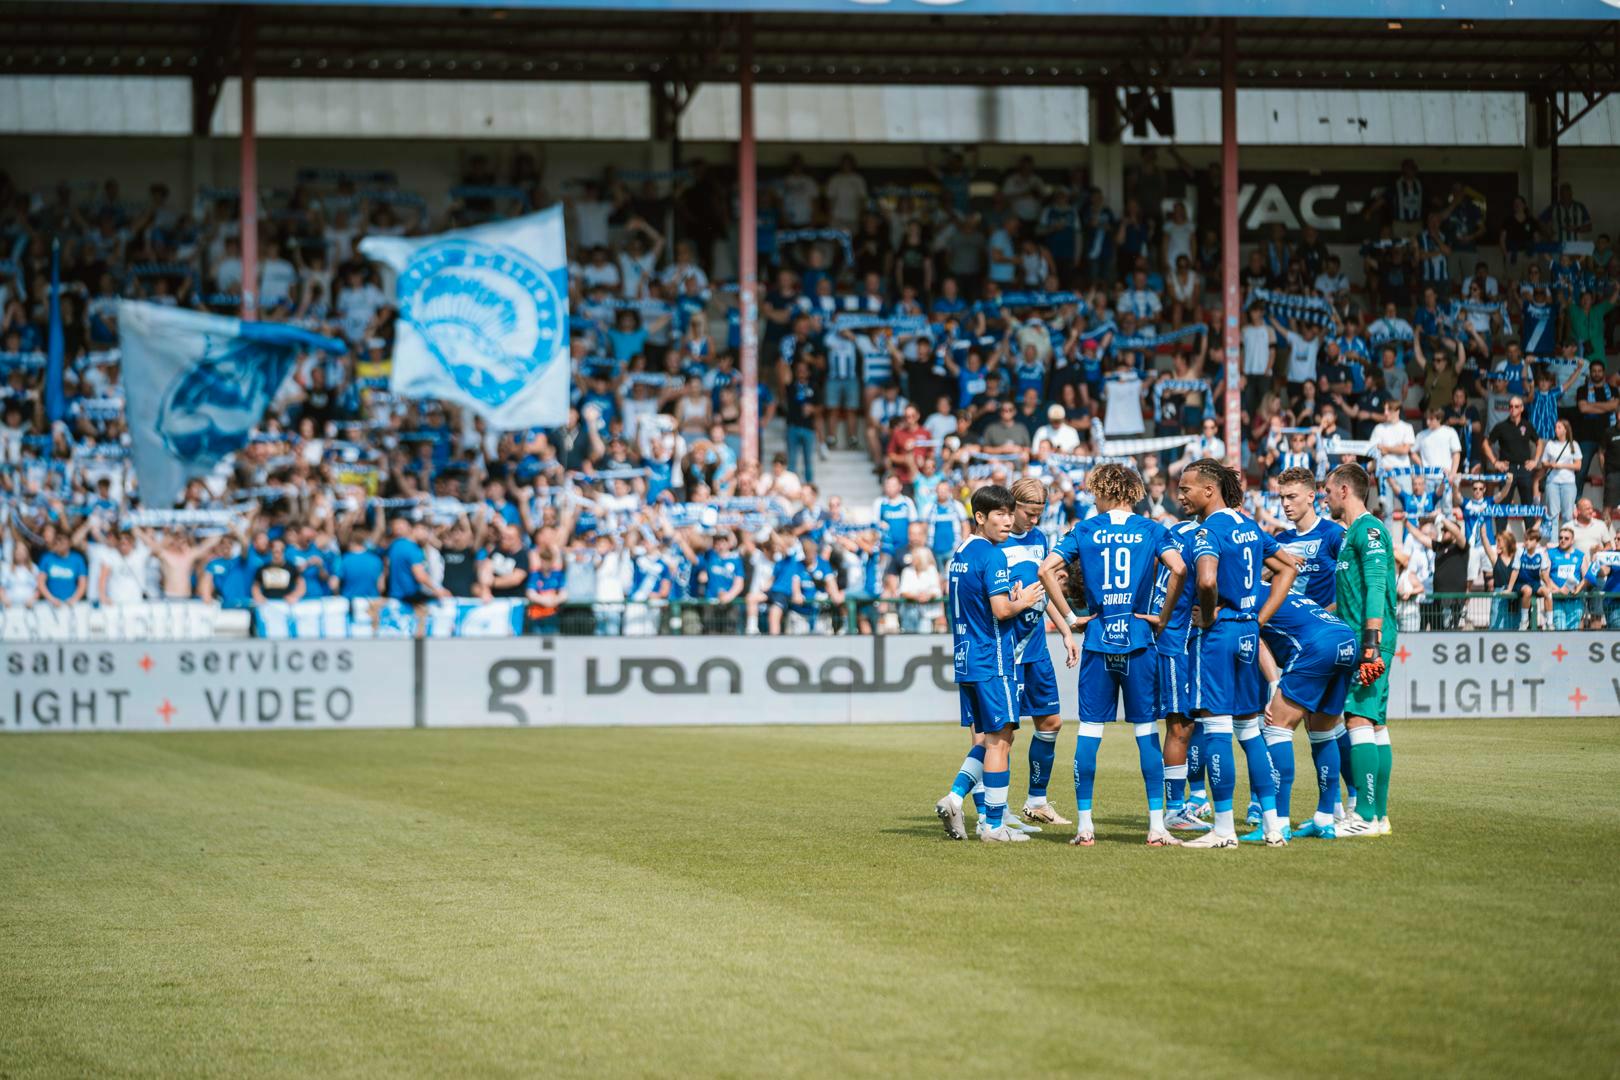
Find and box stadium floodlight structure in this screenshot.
[26,0,1620,468]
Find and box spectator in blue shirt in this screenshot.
[37,534,89,606]
[524,546,568,634]
[337,532,386,599]
[385,518,445,606]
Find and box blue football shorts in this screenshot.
[959,676,1022,734]
[1077,646,1155,725]
[1018,652,1061,718]
[1193,617,1262,717]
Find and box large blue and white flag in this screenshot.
[360,206,570,431]
[119,301,346,507]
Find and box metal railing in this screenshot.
[7,593,1617,642]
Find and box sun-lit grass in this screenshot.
[3,718,1617,1078]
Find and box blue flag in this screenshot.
[118,301,346,507]
[45,239,67,424]
[360,205,570,431]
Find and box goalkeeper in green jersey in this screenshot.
[1323,463,1396,839]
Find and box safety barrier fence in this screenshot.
[6,593,1617,642]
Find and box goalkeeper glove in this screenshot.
[1357,628,1385,687]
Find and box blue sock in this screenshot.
[1187,722,1207,796]
[972,783,986,818]
[1336,726,1355,802]
[1134,723,1165,811]
[1164,762,1188,809]
[950,745,986,798]
[1237,724,1278,813]
[1072,732,1102,814]
[983,769,1009,829]
[1263,725,1295,823]
[1205,727,1235,813]
[1027,730,1057,800]
[1308,726,1342,818]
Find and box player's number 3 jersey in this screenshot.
[1192,508,1281,620]
[1052,508,1173,654]
[948,535,1018,682]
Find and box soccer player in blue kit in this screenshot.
[1006,477,1080,827]
[935,485,1048,843]
[1039,464,1188,847]
[1255,592,1358,841]
[1176,460,1298,849]
[1251,465,1351,830]
[1153,514,1210,833]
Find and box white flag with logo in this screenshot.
[361,206,570,431]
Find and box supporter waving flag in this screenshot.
[361,205,570,430]
[119,301,346,508]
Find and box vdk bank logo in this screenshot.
[397,238,564,407]
[158,335,297,464]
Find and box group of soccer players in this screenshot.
[936,456,1398,847]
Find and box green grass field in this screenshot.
[4,718,1619,1079]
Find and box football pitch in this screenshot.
[4,718,1618,1078]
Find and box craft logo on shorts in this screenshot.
[397,238,564,408]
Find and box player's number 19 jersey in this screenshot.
[1052,508,1173,654]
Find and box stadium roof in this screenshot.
[6,3,1616,95]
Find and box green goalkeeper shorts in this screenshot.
[1344,648,1394,726]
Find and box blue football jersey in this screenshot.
[1151,519,1201,657]
[1548,548,1584,588]
[1191,508,1281,620]
[1512,547,1548,580]
[948,536,1017,682]
[1052,508,1173,654]
[999,526,1051,664]
[873,495,919,555]
[1261,594,1356,670]
[1274,517,1346,608]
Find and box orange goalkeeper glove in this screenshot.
[1357,628,1385,687]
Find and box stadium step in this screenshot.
[812,448,884,511]
[760,418,883,509]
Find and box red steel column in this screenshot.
[737,16,760,468]
[1220,18,1241,468]
[239,9,258,317]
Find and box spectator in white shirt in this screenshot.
[779,156,820,228]
[1001,156,1049,223]
[570,181,613,252]
[335,265,388,343]
[1032,404,1081,453]
[1414,406,1461,475]
[1283,320,1322,393]
[213,236,244,295]
[1314,254,1349,304]
[923,397,958,445]
[258,240,298,309]
[2,544,37,608]
[1171,416,1227,477]
[616,218,663,298]
[824,155,869,233]
[97,528,152,606]
[580,247,621,292]
[1117,269,1163,327]
[1370,399,1418,501]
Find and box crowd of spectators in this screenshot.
[0,147,1617,635]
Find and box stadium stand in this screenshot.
[1,147,1618,638]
